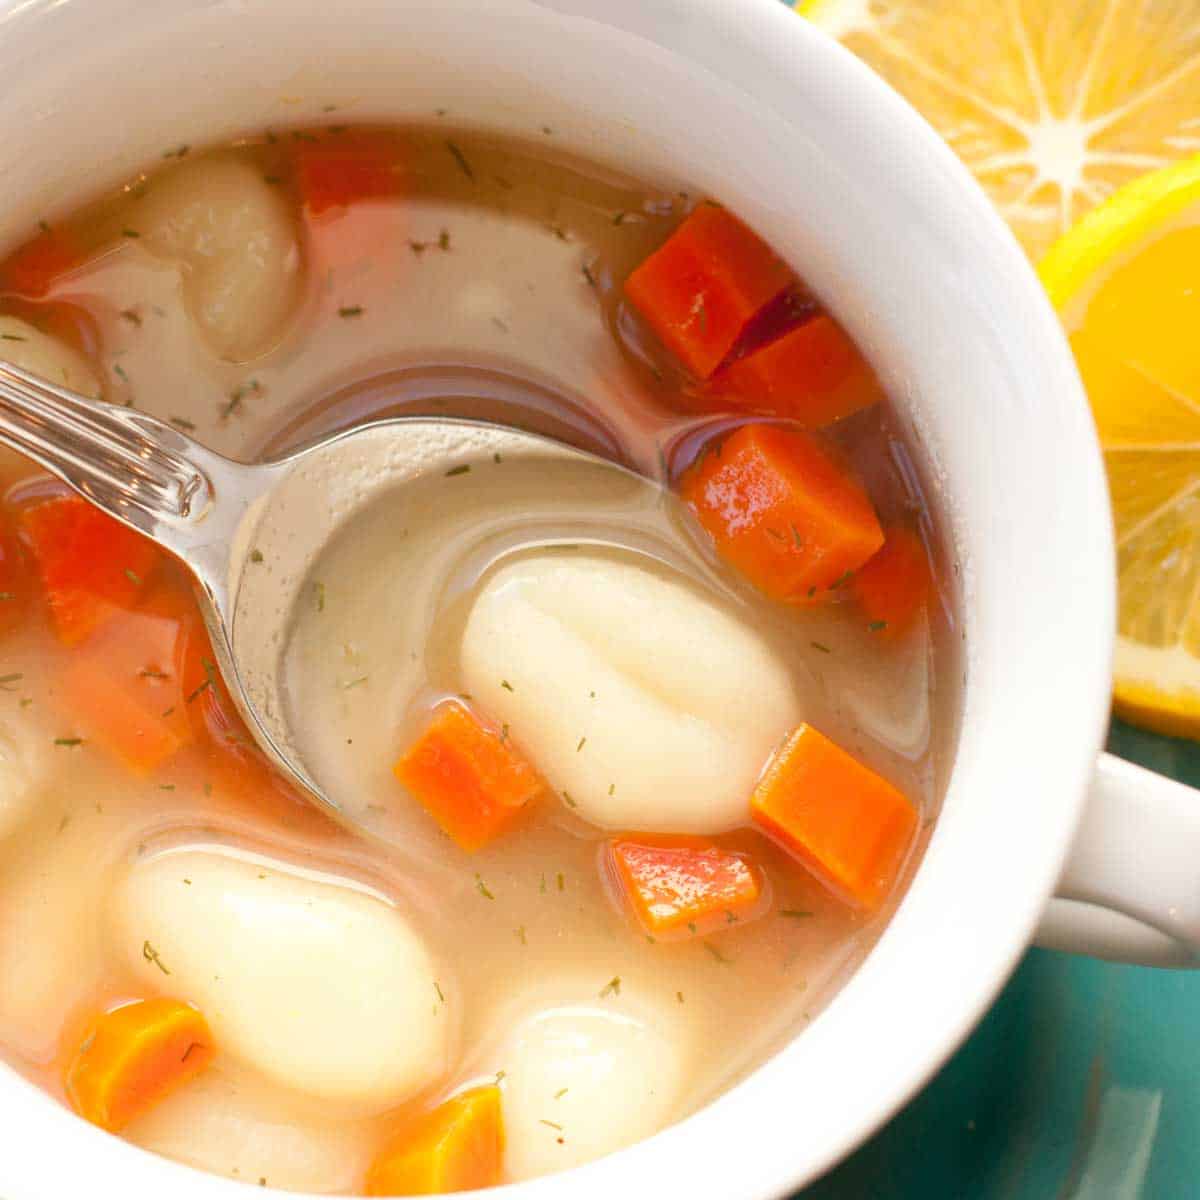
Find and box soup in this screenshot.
[0,126,957,1194]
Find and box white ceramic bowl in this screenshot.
[0,0,1171,1197]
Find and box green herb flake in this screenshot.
[791,523,804,548]
[434,981,446,1003]
[493,451,503,464]
[54,737,83,747]
[539,1119,564,1131]
[810,641,832,654]
[676,990,685,1003]
[342,675,369,690]
[161,707,175,718]
[612,211,628,225]
[338,305,364,318]
[828,569,855,591]
[608,783,615,796]
[868,619,889,632]
[444,464,471,477]
[438,229,452,251]
[169,416,196,432]
[576,736,586,752]
[556,872,565,892]
[124,568,143,586]
[159,782,176,791]
[500,679,514,692]
[598,976,621,998]
[554,1087,569,1100]
[581,263,597,288]
[446,140,475,181]
[515,925,527,945]
[0,672,22,690]
[249,549,264,564]
[703,940,733,964]
[562,791,577,808]
[121,228,141,239]
[0,333,26,342]
[162,144,190,159]
[475,873,495,900]
[142,939,171,974]
[313,581,326,613]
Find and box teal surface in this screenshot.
[802,720,1200,1199]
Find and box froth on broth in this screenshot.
[0,124,958,1194]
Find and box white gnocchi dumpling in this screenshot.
[125,1066,376,1194]
[0,316,99,397]
[498,998,689,1180]
[111,846,452,1112]
[137,157,301,361]
[460,554,800,833]
[0,713,46,842]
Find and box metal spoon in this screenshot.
[0,359,649,827]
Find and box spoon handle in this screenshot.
[0,360,275,622]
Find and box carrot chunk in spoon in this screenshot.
[750,724,917,909]
[394,702,543,851]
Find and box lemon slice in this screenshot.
[1036,155,1200,737]
[800,0,1200,260]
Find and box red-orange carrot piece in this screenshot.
[295,132,403,215]
[365,1086,504,1197]
[624,203,793,379]
[712,315,883,427]
[679,423,884,601]
[18,493,163,646]
[59,592,196,774]
[64,998,215,1133]
[852,525,933,637]
[0,227,87,298]
[750,724,917,909]
[394,702,543,852]
[607,837,763,937]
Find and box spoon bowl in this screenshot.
[0,357,643,828]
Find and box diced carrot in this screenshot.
[679,423,884,601]
[394,702,542,852]
[294,132,404,215]
[18,493,163,646]
[851,525,933,637]
[625,203,793,379]
[607,837,763,937]
[59,591,195,775]
[712,315,883,427]
[64,998,215,1133]
[0,226,87,298]
[366,1086,504,1197]
[0,514,29,637]
[750,724,917,910]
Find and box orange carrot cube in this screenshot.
[750,724,917,909]
[852,525,934,637]
[0,227,86,298]
[294,132,404,214]
[713,315,883,427]
[64,998,215,1133]
[607,838,763,937]
[394,702,542,852]
[365,1086,504,1196]
[679,423,884,601]
[18,493,163,646]
[625,203,793,379]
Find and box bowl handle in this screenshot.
[1034,752,1200,967]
